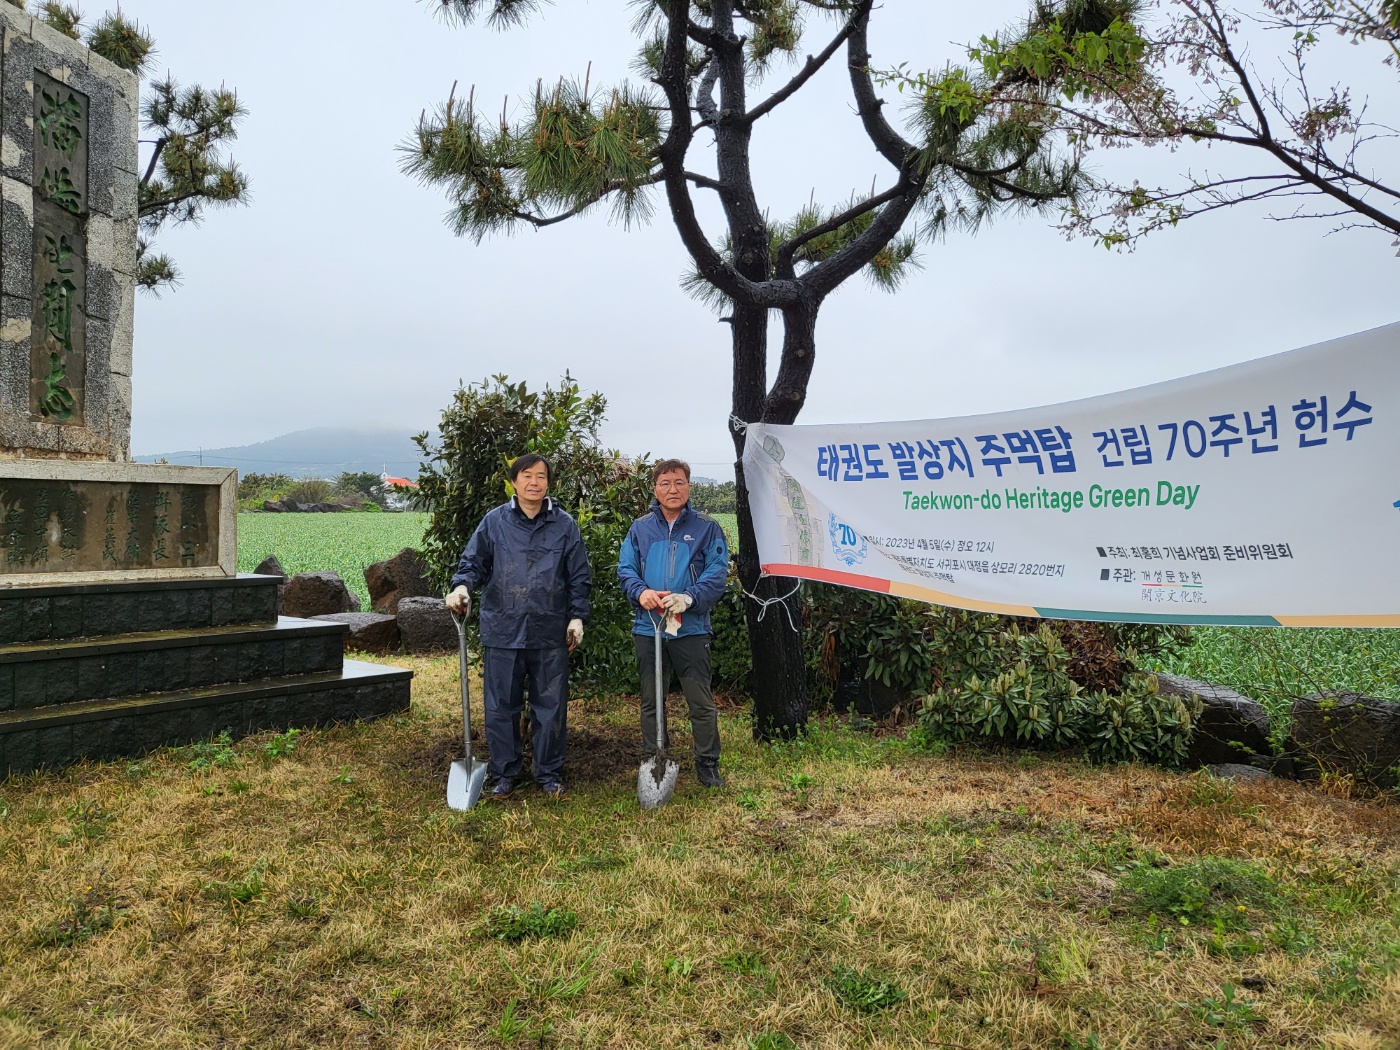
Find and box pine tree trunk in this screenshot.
[730,298,819,741]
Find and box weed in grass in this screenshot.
[747,1034,796,1050]
[31,896,120,948]
[205,863,267,909]
[719,950,767,976]
[825,964,907,1013]
[56,799,109,844]
[262,728,300,761]
[783,772,814,790]
[736,790,763,811]
[1122,857,1279,929]
[285,892,321,920]
[187,731,238,772]
[331,765,355,784]
[1319,953,1368,1003]
[1267,916,1317,954]
[494,998,528,1042]
[1060,1036,1105,1050]
[485,903,577,941]
[513,947,600,1001]
[663,957,695,978]
[1187,983,1265,1030]
[123,760,149,779]
[229,779,251,794]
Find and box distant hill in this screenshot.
[135,427,426,479]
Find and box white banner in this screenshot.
[741,324,1400,626]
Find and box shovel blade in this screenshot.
[447,759,489,811]
[637,755,680,810]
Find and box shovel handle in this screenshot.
[451,610,474,768]
[650,613,666,753]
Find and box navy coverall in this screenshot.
[450,497,591,785]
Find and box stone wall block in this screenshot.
[46,660,77,704]
[14,661,45,707]
[0,179,33,299]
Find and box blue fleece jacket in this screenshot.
[617,501,729,638]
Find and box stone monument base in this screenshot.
[0,574,412,775]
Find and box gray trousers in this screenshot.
[635,633,719,763]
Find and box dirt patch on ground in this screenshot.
[403,696,697,785]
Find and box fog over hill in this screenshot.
[135,428,426,479]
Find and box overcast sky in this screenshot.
[125,0,1398,479]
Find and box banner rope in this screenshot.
[741,575,802,633]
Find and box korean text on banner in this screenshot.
[740,324,1398,627]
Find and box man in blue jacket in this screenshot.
[617,458,730,788]
[445,454,591,800]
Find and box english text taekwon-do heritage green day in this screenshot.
[901,481,1202,515]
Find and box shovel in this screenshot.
[447,611,489,811]
[638,612,679,810]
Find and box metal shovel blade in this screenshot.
[637,754,679,810]
[447,758,489,811]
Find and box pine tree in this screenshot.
[404,0,1138,740]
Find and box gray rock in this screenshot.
[1205,763,1274,782]
[1290,692,1400,790]
[1156,673,1272,766]
[282,571,360,618]
[253,554,286,579]
[365,547,434,615]
[310,612,399,654]
[261,499,285,513]
[396,596,457,653]
[253,554,289,614]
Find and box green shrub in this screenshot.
[917,622,1201,766]
[285,478,333,504]
[238,472,292,501]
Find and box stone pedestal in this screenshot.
[1,461,237,585]
[0,574,412,776]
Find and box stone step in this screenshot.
[0,616,346,711]
[0,659,413,776]
[0,574,280,645]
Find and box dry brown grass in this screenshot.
[0,653,1396,1049]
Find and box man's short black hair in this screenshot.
[651,458,691,483]
[509,454,554,484]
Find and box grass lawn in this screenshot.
[237,512,429,608]
[1,655,1396,1049]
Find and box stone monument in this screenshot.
[0,9,411,775]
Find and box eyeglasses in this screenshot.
[655,480,689,490]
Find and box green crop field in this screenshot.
[236,512,429,608]
[1156,625,1400,724]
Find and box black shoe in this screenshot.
[490,777,517,800]
[696,761,724,788]
[540,781,570,801]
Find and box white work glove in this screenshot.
[660,593,693,615]
[566,618,584,651]
[445,586,471,615]
[661,593,692,637]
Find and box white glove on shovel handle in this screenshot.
[661,593,692,636]
[566,618,584,650]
